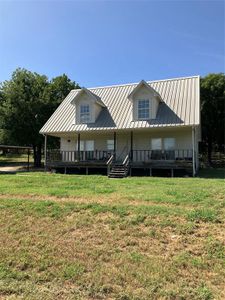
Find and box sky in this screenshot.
[0,0,224,87]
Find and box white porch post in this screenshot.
[113,131,116,160]
[77,133,81,161]
[130,131,133,161]
[192,126,196,177]
[44,134,47,171]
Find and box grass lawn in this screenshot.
[0,154,33,166]
[0,172,224,299]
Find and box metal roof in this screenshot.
[40,76,200,134]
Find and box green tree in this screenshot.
[42,74,80,149]
[0,68,79,167]
[200,73,225,163]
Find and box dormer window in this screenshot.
[71,88,105,125]
[128,80,162,121]
[138,99,150,120]
[80,104,90,123]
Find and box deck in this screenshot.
[46,149,194,176]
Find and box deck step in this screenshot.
[108,164,129,178]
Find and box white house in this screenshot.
[40,76,201,177]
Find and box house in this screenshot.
[40,76,201,177]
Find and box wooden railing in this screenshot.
[122,154,130,166]
[107,154,115,175]
[47,149,194,164]
[130,149,193,162]
[47,150,114,163]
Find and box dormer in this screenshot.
[71,88,105,124]
[128,80,162,121]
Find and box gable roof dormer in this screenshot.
[128,80,163,121]
[71,88,105,124]
[71,88,106,107]
[128,80,163,102]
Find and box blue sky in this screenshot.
[0,0,224,87]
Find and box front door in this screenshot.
[116,133,129,162]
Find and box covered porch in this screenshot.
[44,127,198,176]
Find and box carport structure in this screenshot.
[0,145,32,170]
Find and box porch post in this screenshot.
[44,134,47,171]
[78,133,81,161]
[113,131,116,159]
[130,131,133,161]
[192,126,196,177]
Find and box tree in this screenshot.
[200,73,225,164]
[42,74,80,149]
[0,68,79,167]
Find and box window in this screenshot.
[138,99,149,119]
[151,138,176,150]
[80,104,90,123]
[86,140,94,151]
[164,138,175,150]
[77,140,94,151]
[79,140,84,151]
[107,140,114,151]
[151,138,162,150]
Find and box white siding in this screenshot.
[133,128,192,150]
[60,137,76,151]
[60,128,193,161]
[60,137,76,162]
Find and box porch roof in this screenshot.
[40,76,200,134]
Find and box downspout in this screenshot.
[192,126,196,177]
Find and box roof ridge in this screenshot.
[72,75,200,91]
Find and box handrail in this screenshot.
[107,154,114,165]
[107,154,114,176]
[122,154,129,166]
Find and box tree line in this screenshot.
[0,69,80,166]
[0,68,224,167]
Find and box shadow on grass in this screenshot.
[198,168,225,179]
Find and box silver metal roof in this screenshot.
[40,76,200,134]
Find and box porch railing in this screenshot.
[46,149,114,163]
[130,149,193,162]
[47,149,194,164]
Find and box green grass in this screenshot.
[0,172,224,299]
[0,153,34,164]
